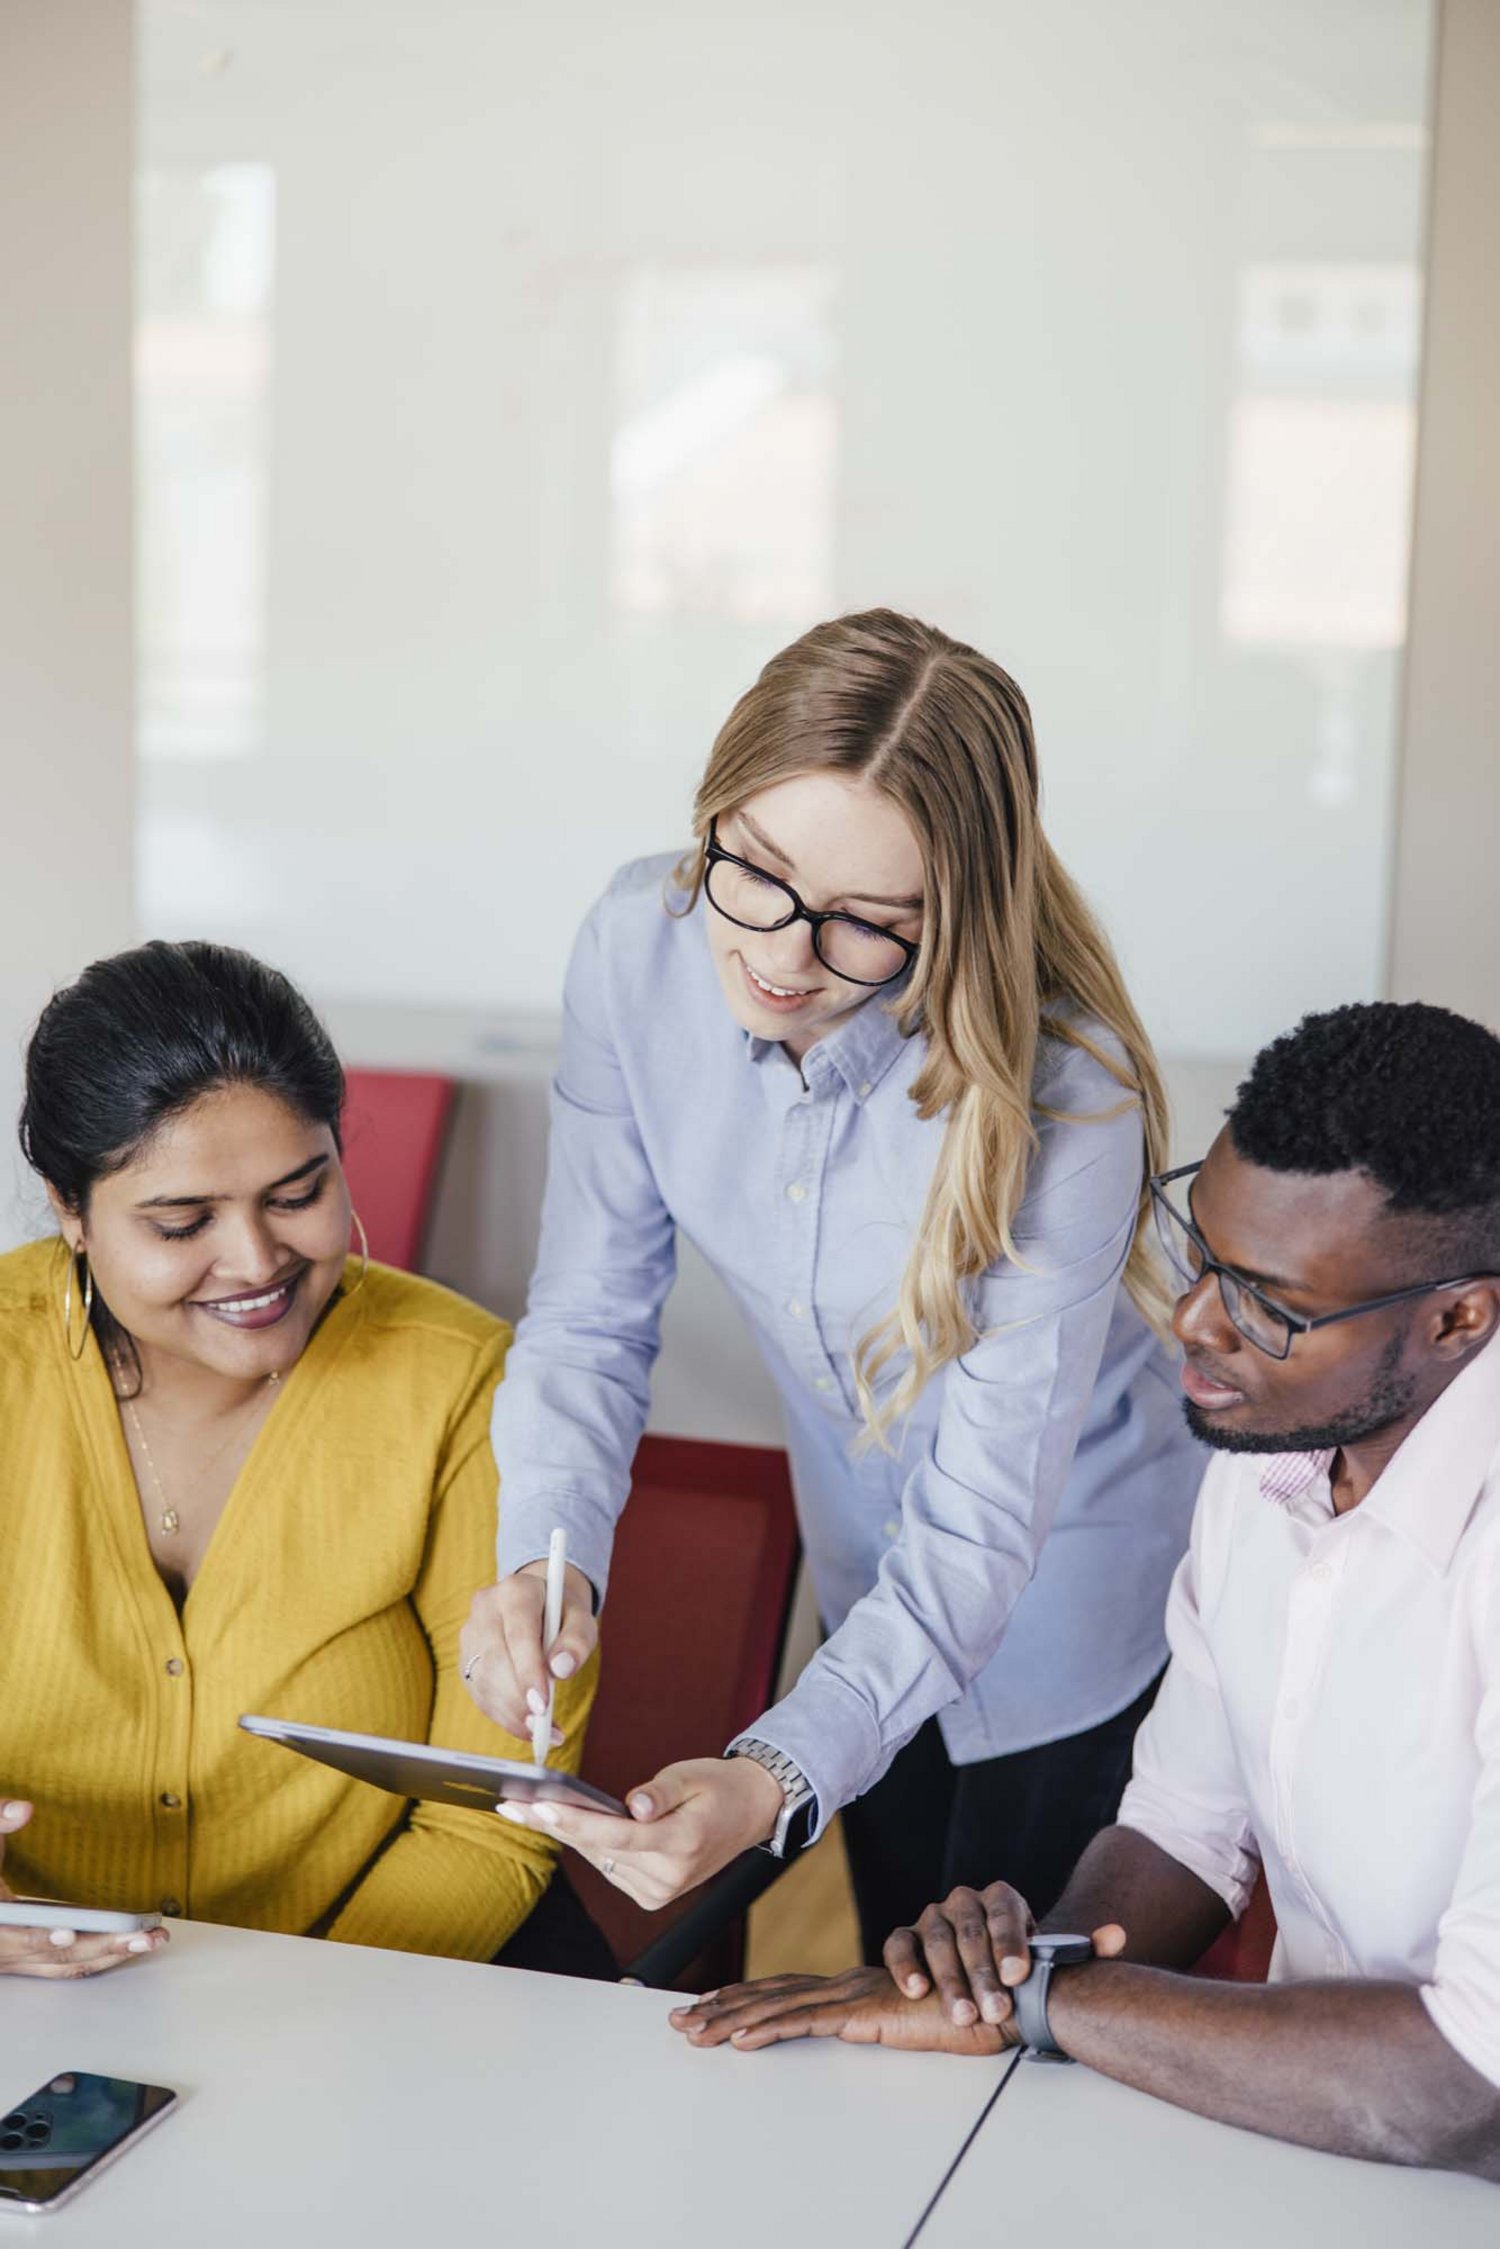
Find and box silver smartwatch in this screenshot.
[724,1738,817,1859]
[1010,1933,1093,2062]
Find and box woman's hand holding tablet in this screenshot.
[495,1754,785,1907]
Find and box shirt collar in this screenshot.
[1258,1450,1335,1510]
[1359,1329,1500,1574]
[745,982,912,1105]
[1257,1329,1500,1574]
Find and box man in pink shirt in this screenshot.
[673,1001,1500,2182]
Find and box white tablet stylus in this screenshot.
[531,1528,569,1768]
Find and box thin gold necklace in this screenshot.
[123,1374,280,1538]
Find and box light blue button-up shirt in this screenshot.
[493,854,1203,1832]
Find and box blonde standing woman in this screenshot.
[464,610,1201,1959]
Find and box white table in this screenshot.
[1,1921,1002,2247]
[916,2046,1499,2246]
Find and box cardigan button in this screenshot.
[164,1658,184,1677]
[159,1792,182,1810]
[160,1897,182,1917]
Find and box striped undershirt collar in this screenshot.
[1258,1448,1336,1507]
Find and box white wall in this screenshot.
[137,0,1434,1067]
[0,1,135,1250]
[1391,0,1500,1025]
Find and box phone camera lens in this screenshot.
[0,2133,23,2152]
[24,2122,49,2146]
[1,2115,25,2132]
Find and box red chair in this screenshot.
[558,1434,802,1991]
[1194,1870,1277,1981]
[340,1069,456,1272]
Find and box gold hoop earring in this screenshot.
[61,1242,94,1361]
[347,1209,370,1297]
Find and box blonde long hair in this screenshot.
[674,609,1170,1443]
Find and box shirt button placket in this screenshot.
[159,1645,192,1918]
[781,1084,835,1391]
[1274,1533,1347,1923]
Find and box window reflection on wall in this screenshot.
[611,266,836,623]
[1221,262,1419,812]
[136,164,274,764]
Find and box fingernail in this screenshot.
[525,1688,546,1716]
[982,1993,1008,2023]
[951,1999,977,2025]
[905,1976,926,1996]
[49,1928,77,1948]
[629,1793,654,1818]
[1000,1955,1026,1983]
[531,1804,560,1829]
[550,1726,565,1747]
[496,1803,530,1824]
[1,1801,22,1819]
[127,1935,152,1954]
[550,1652,576,1679]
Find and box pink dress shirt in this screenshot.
[1119,1331,1500,2088]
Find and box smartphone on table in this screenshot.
[0,2073,177,2215]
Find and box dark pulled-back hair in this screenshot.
[21,939,344,1211]
[1228,1001,1500,1271]
[22,942,344,1390]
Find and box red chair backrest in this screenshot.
[563,1434,801,1975]
[1194,1869,1277,1981]
[340,1069,456,1272]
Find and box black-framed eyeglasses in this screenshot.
[1150,1161,1491,1361]
[703,819,921,989]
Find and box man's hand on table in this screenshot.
[670,1967,1017,2056]
[883,1881,1127,2029]
[667,1877,1134,2057]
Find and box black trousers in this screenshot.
[494,1866,618,1980]
[840,1672,1162,1965]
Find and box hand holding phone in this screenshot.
[0,1801,169,1981]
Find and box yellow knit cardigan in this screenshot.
[0,1238,595,1961]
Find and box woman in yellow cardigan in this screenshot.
[0,939,598,1980]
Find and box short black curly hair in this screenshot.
[1228,1001,1500,1271]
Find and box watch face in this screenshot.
[781,1796,816,1853]
[1033,1935,1094,1964]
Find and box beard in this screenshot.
[1182,1328,1419,1456]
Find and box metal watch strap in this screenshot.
[1012,1935,1093,2062]
[725,1738,816,1859]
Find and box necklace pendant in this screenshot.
[160,1508,180,1536]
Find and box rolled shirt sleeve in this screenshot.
[1115,1462,1261,1920]
[742,1046,1164,1831]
